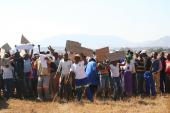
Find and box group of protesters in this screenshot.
[0,45,170,102]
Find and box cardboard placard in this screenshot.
[108,51,126,61]
[80,47,93,57]
[21,35,30,44]
[96,47,109,61]
[65,40,81,53]
[15,44,34,50]
[1,43,11,52]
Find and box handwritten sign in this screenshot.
[96,47,109,61]
[108,51,126,61]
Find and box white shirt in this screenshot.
[110,64,120,78]
[2,65,14,79]
[57,59,72,75]
[70,61,87,79]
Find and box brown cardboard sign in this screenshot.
[80,47,93,57]
[21,34,30,44]
[96,47,109,61]
[65,40,81,53]
[108,51,126,61]
[1,43,11,52]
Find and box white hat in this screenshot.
[140,50,147,54]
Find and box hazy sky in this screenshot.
[0,0,170,47]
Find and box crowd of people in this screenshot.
[0,46,170,103]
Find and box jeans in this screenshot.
[75,77,93,101]
[37,76,50,100]
[111,77,122,99]
[3,78,13,98]
[145,75,155,96]
[99,75,110,97]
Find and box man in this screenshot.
[57,53,72,101]
[160,52,166,94]
[47,57,57,98]
[23,53,32,98]
[70,54,93,102]
[86,58,98,100]
[136,52,145,96]
[151,52,162,94]
[36,54,50,101]
[13,52,25,99]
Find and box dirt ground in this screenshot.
[0,94,170,113]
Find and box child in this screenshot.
[144,58,155,96]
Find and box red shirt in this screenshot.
[165,60,170,74]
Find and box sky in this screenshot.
[0,0,170,47]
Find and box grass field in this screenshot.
[0,95,170,113]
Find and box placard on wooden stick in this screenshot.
[80,47,93,57]
[1,43,11,52]
[96,47,109,61]
[108,51,126,61]
[65,40,81,53]
[21,35,30,44]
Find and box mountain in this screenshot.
[36,34,133,49]
[139,36,170,47]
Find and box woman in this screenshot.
[165,53,170,93]
[123,56,133,97]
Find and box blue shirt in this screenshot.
[85,60,99,85]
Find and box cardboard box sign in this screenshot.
[1,43,11,52]
[96,47,109,61]
[65,40,81,53]
[21,35,30,44]
[80,47,93,57]
[108,51,126,61]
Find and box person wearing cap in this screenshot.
[70,54,93,102]
[135,52,145,96]
[151,52,162,94]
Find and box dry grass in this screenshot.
[0,95,170,113]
